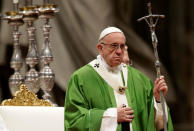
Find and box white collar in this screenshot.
[89,55,128,94]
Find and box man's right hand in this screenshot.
[117,105,134,123]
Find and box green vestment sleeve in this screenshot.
[64,71,105,131]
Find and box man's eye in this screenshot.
[111,44,118,48]
[120,44,125,49]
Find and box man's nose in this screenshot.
[115,46,122,54]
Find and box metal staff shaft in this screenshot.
[137,2,168,131]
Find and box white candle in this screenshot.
[13,0,19,4]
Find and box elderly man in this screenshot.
[64,27,173,131]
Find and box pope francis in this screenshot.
[64,27,173,131]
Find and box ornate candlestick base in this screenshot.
[9,72,24,95]
[40,65,54,92]
[25,68,39,93]
[40,65,55,102]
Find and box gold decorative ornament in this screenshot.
[118,86,127,94]
[1,84,52,106]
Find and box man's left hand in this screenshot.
[154,76,168,102]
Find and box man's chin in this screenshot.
[112,61,121,66]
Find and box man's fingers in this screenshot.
[159,86,168,95]
[125,110,134,115]
[155,76,165,84]
[118,106,135,123]
[157,83,166,91]
[155,78,160,84]
[126,115,134,119]
[158,85,167,91]
[124,107,132,111]
[154,76,168,101]
[157,80,165,87]
[124,115,134,122]
[159,76,164,79]
[125,119,133,122]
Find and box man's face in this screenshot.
[97,32,126,67]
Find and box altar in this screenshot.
[0,106,64,131]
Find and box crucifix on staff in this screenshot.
[138,2,168,131]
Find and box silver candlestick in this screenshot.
[40,23,54,100]
[4,0,59,100]
[4,0,24,95]
[38,3,58,101]
[20,2,40,93]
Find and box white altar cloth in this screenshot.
[0,106,64,131]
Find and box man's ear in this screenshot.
[97,43,103,54]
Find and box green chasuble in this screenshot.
[64,65,173,131]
